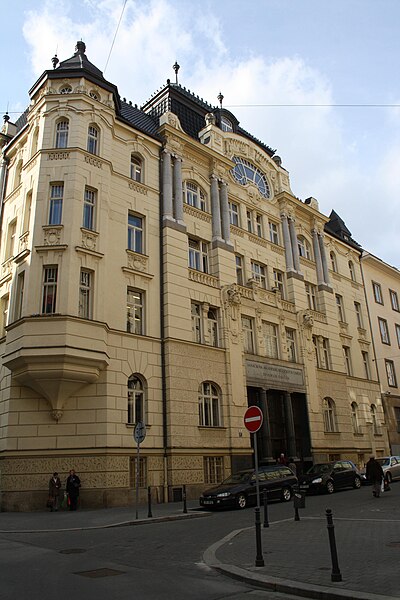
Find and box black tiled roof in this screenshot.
[325,210,362,250]
[119,101,160,138]
[15,110,28,132]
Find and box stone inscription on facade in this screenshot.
[246,360,304,389]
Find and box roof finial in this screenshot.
[51,53,59,69]
[75,40,86,55]
[173,61,180,84]
[3,112,10,123]
[217,91,224,109]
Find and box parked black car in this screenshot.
[199,465,298,509]
[298,460,362,494]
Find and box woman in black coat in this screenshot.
[66,469,81,511]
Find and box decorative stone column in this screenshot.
[173,156,184,224]
[162,150,173,221]
[281,214,294,272]
[260,389,273,461]
[210,175,222,241]
[289,218,301,274]
[283,392,297,459]
[312,228,324,285]
[318,233,330,286]
[219,180,231,244]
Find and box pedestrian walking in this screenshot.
[66,469,81,511]
[365,456,384,498]
[278,453,288,466]
[288,458,297,476]
[48,472,61,511]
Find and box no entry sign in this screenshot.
[244,405,263,433]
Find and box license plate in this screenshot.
[203,500,214,505]
[300,485,309,489]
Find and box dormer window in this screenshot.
[231,156,270,198]
[59,85,72,94]
[89,90,100,101]
[220,116,233,132]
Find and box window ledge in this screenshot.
[198,426,227,431]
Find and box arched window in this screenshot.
[371,404,379,435]
[87,125,99,155]
[31,127,39,157]
[348,260,356,282]
[323,397,337,432]
[298,236,312,260]
[130,155,142,182]
[199,382,221,427]
[127,375,145,425]
[220,116,233,132]
[59,85,72,94]
[351,402,360,434]
[183,181,207,211]
[55,120,69,149]
[330,252,337,272]
[14,160,23,189]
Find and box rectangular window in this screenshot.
[242,316,255,354]
[362,351,370,379]
[335,294,345,322]
[386,360,397,387]
[207,307,219,347]
[191,302,202,343]
[396,324,400,347]
[79,269,93,319]
[390,290,400,312]
[23,192,32,234]
[322,338,331,370]
[87,126,98,155]
[188,238,209,273]
[236,255,244,286]
[42,266,58,314]
[394,407,400,433]
[15,271,25,321]
[0,295,9,336]
[372,281,383,304]
[273,269,285,297]
[305,282,317,311]
[255,214,263,237]
[343,346,353,376]
[128,213,144,253]
[246,210,253,233]
[313,336,320,368]
[129,457,147,488]
[286,328,296,362]
[263,321,279,359]
[228,202,239,226]
[49,184,63,225]
[83,187,96,231]
[204,457,224,485]
[354,302,363,328]
[269,221,279,245]
[127,289,144,335]
[6,220,17,259]
[251,261,267,288]
[378,317,390,344]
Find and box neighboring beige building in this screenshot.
[361,252,400,455]
[0,42,389,510]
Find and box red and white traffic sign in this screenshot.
[243,405,263,433]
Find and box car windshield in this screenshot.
[221,471,252,484]
[307,463,333,474]
[377,458,390,467]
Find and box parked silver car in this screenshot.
[376,456,400,483]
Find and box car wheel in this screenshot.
[386,472,392,484]
[353,476,361,489]
[236,493,247,509]
[281,487,292,502]
[326,480,334,494]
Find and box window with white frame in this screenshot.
[228,201,239,226]
[79,269,93,319]
[236,254,244,286]
[335,294,346,322]
[55,120,69,148]
[396,324,400,347]
[207,308,219,347]
[371,404,379,434]
[242,316,255,353]
[220,116,233,132]
[251,261,267,288]
[42,266,58,314]
[263,321,279,359]
[6,220,17,259]
[348,261,356,281]
[128,213,144,253]
[130,155,142,182]
[362,351,370,379]
[386,360,397,387]
[14,160,22,189]
[322,338,331,369]
[343,346,353,376]
[127,375,145,424]
[31,127,39,157]
[313,336,320,368]
[204,456,224,484]
[273,269,285,297]
[246,210,253,233]
[188,238,209,273]
[354,302,363,328]
[286,328,296,362]
[87,125,99,155]
[0,295,9,336]
[255,214,263,237]
[351,402,360,434]
[330,252,337,272]
[183,181,206,211]
[372,281,383,304]
[191,302,202,343]
[199,382,221,427]
[305,282,317,311]
[298,236,312,260]
[269,221,279,245]
[378,317,390,344]
[83,187,96,231]
[49,184,63,225]
[323,397,337,432]
[390,290,400,312]
[127,288,144,334]
[14,271,24,321]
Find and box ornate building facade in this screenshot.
[0,42,389,510]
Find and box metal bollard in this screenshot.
[147,486,153,518]
[326,508,342,582]
[182,484,188,514]
[263,489,269,528]
[254,506,265,567]
[293,486,300,521]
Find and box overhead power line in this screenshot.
[104,0,128,74]
[225,103,400,108]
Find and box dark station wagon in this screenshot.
[199,465,298,509]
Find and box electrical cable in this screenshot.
[104,0,128,74]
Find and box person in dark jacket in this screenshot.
[66,469,81,511]
[365,456,384,498]
[48,472,61,511]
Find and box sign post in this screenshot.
[133,421,146,520]
[244,405,264,567]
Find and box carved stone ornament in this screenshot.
[50,409,64,422]
[205,112,216,126]
[222,284,242,321]
[127,252,147,272]
[301,310,314,329]
[82,231,97,251]
[44,228,61,246]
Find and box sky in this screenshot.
[2,0,400,268]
